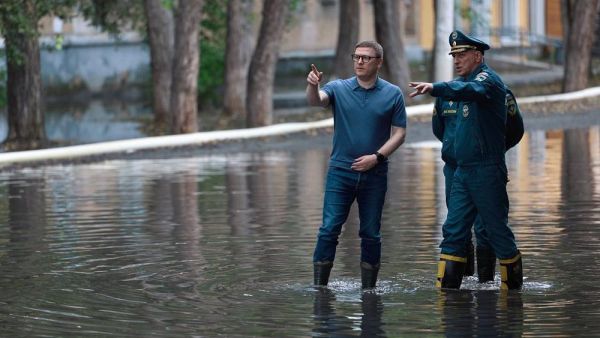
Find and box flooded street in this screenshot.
[0,113,598,337]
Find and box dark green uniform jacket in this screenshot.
[433,85,524,165]
[431,63,507,166]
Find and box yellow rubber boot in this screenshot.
[500,251,523,290]
[436,254,467,289]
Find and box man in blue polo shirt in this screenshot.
[409,31,523,290]
[306,40,407,289]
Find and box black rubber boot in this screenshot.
[360,262,380,289]
[436,254,467,289]
[500,251,523,290]
[464,241,475,277]
[314,261,333,286]
[477,246,496,283]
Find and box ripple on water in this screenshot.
[0,124,599,336]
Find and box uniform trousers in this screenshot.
[440,163,517,259]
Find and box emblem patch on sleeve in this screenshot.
[462,105,469,117]
[475,72,489,82]
[506,94,517,116]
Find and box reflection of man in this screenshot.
[312,289,350,335]
[432,87,524,283]
[439,290,523,337]
[312,289,385,337]
[410,30,523,290]
[307,41,407,289]
[360,292,385,337]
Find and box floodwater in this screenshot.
[0,114,599,337]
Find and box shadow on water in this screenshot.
[0,111,598,336]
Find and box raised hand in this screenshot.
[307,64,323,86]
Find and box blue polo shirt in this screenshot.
[321,76,406,170]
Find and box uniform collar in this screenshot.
[465,63,487,81]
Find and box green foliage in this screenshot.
[78,0,145,36]
[0,1,76,35]
[160,0,174,11]
[79,0,229,106]
[198,39,225,106]
[288,0,303,16]
[456,1,473,22]
[198,0,227,106]
[0,1,76,109]
[0,0,76,65]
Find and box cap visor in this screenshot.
[449,47,469,55]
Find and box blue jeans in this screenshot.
[313,165,388,265]
[440,163,518,259]
[443,164,492,250]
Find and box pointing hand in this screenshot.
[408,82,433,98]
[307,64,323,86]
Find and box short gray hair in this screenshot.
[354,41,383,58]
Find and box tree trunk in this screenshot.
[372,0,410,94]
[170,0,204,134]
[432,0,454,82]
[332,0,359,80]
[562,0,600,92]
[560,0,574,41]
[246,0,289,127]
[223,0,254,119]
[144,0,174,131]
[1,0,45,151]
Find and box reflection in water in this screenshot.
[0,124,598,336]
[439,290,523,337]
[8,176,47,250]
[312,289,352,336]
[312,289,385,337]
[360,292,385,337]
[0,100,150,146]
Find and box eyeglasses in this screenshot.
[351,54,380,63]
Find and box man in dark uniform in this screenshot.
[432,86,523,283]
[409,30,523,290]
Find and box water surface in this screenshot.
[0,117,599,337]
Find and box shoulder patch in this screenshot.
[475,72,489,82]
[506,93,517,116]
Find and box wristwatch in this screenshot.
[375,151,386,163]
